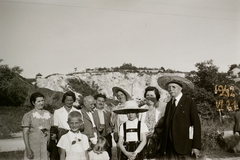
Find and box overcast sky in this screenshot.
[1,0,239,78]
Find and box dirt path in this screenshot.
[0,137,24,152]
[0,132,24,152]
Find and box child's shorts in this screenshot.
[120,141,144,160]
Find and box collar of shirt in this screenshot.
[86,111,92,116]
[60,106,77,113]
[95,108,107,113]
[68,131,83,141]
[86,111,96,127]
[174,92,183,106]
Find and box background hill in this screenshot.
[35,71,186,105]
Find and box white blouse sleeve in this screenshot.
[140,122,149,133]
[119,123,124,137]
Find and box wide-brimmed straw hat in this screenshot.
[157,75,194,92]
[113,100,148,114]
[112,86,131,100]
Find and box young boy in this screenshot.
[57,111,89,160]
[113,100,149,160]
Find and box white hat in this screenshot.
[157,75,194,92]
[113,100,148,114]
[112,86,131,100]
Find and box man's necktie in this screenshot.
[169,99,177,141]
[170,99,176,119]
[172,99,176,108]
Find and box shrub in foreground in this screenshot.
[0,107,31,139]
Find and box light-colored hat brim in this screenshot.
[113,108,148,114]
[157,76,194,92]
[112,86,131,100]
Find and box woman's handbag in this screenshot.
[145,117,165,158]
[145,134,158,158]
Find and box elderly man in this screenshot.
[157,76,201,159]
[81,96,99,143]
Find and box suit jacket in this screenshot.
[234,110,240,133]
[92,109,112,137]
[160,95,201,155]
[81,107,99,139]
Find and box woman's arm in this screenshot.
[22,127,34,159]
[53,110,59,127]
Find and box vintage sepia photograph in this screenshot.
[0,0,240,160]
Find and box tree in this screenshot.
[186,60,237,118]
[228,64,238,72]
[119,63,137,71]
[189,60,234,92]
[0,60,28,106]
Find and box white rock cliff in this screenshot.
[36,72,186,103]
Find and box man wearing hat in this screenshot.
[157,76,201,159]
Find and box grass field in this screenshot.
[1,147,240,160]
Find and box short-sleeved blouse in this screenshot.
[54,106,82,130]
[21,109,52,134]
[21,109,52,160]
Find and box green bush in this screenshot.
[201,119,222,153]
[201,117,239,153]
[0,107,31,139]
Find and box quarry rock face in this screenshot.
[36,72,186,102]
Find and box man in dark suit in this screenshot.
[93,93,113,159]
[233,103,240,153]
[81,96,99,144]
[233,103,240,135]
[157,76,201,159]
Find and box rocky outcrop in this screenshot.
[36,72,186,102]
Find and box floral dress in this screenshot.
[22,109,52,160]
[144,108,157,134]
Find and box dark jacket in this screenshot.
[160,95,201,155]
[234,110,240,133]
[81,108,100,139]
[92,109,112,137]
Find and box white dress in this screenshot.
[88,150,110,160]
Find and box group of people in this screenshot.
[22,75,202,160]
